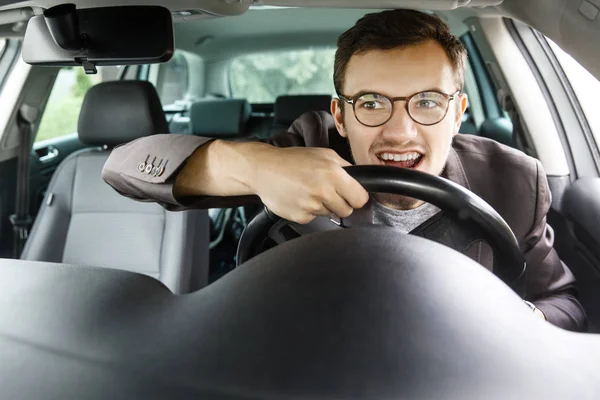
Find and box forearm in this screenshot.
[534,290,587,332]
[173,139,272,199]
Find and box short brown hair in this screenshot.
[333,9,467,94]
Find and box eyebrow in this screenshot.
[350,87,448,97]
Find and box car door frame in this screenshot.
[472,16,600,331]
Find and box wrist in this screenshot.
[232,140,277,195]
[212,139,274,196]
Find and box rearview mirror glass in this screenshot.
[22,4,174,74]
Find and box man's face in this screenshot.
[332,40,468,209]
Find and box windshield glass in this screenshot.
[229,48,336,103]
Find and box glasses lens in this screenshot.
[354,93,393,126]
[408,91,449,125]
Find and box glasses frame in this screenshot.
[337,89,461,127]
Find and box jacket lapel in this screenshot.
[441,146,471,190]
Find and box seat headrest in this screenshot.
[78,81,168,147]
[190,99,251,138]
[274,95,332,126]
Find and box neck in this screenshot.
[374,194,425,210]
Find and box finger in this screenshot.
[336,172,370,209]
[312,203,336,217]
[270,206,320,225]
[323,194,354,219]
[293,205,331,224]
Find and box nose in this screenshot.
[380,101,419,139]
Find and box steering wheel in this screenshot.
[237,165,526,296]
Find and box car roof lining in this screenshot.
[175,7,475,62]
[0,0,599,82]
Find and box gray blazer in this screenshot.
[102,111,587,331]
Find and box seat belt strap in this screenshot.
[10,104,37,258]
[498,89,521,148]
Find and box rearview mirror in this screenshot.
[22,4,174,74]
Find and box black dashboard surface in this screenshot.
[0,228,598,399]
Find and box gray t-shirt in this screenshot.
[370,198,441,233]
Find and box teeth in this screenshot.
[379,152,421,162]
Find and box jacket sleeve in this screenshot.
[524,160,587,331]
[101,113,318,210]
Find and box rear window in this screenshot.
[229,48,336,103]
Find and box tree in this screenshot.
[71,67,93,98]
[230,49,336,102]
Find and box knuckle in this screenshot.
[318,147,335,156]
[311,187,330,202]
[304,200,323,214]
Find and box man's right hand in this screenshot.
[174,140,369,224]
[248,145,370,224]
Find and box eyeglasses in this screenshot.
[337,89,461,127]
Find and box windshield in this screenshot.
[229,48,336,103]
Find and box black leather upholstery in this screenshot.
[273,94,332,126]
[190,99,251,137]
[78,80,169,146]
[478,117,514,147]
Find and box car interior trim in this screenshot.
[478,16,570,176]
[509,19,599,178]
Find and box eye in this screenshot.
[412,92,445,109]
[357,94,388,111]
[362,100,385,110]
[415,99,439,109]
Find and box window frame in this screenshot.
[0,40,21,97]
[506,18,600,179]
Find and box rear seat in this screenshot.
[189,94,334,280]
[189,99,252,138]
[271,94,332,134]
[170,94,333,139]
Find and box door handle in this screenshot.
[38,146,58,163]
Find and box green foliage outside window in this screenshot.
[35,67,99,143]
[229,49,336,103]
[71,68,94,98]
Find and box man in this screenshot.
[103,9,586,331]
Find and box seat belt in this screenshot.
[10,104,37,258]
[498,89,522,148]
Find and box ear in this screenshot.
[453,93,469,137]
[332,98,348,138]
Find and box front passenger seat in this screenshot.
[21,81,210,294]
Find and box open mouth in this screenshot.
[376,151,424,169]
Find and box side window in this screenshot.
[35,66,121,143]
[546,38,600,148]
